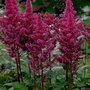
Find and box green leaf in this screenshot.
[7,87,14,90]
[13,82,28,90]
[77,65,90,74]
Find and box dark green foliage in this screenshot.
[73,0,90,15]
[0,71,14,84]
[31,0,90,15]
[32,0,65,14]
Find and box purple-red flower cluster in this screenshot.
[0,0,86,74]
[54,0,84,63]
[0,0,22,57]
[0,0,58,74]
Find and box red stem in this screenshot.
[49,54,51,85]
[33,72,36,89]
[41,68,44,90]
[15,48,22,82]
[41,62,44,90]
[64,63,69,90]
[16,57,20,81]
[69,63,73,90]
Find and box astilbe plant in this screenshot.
[0,0,87,89]
[0,0,58,89]
[25,13,58,90]
[0,1,64,88]
[53,0,84,90]
[17,0,34,50]
[43,12,59,62]
[0,0,22,82]
[8,0,58,89]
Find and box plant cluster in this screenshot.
[0,0,90,90]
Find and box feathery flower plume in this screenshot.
[54,1,84,89]
[54,0,84,63]
[0,0,22,81]
[17,0,34,50]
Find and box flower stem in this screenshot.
[33,72,36,89]
[49,53,52,85]
[41,62,44,90]
[15,48,22,82]
[64,63,69,90]
[69,63,73,90]
[41,69,44,90]
[66,63,69,81]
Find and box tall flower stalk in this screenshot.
[0,0,22,82]
[24,0,37,88]
[25,13,55,90]
[54,0,84,90]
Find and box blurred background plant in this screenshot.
[0,0,90,14]
[17,0,90,14]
